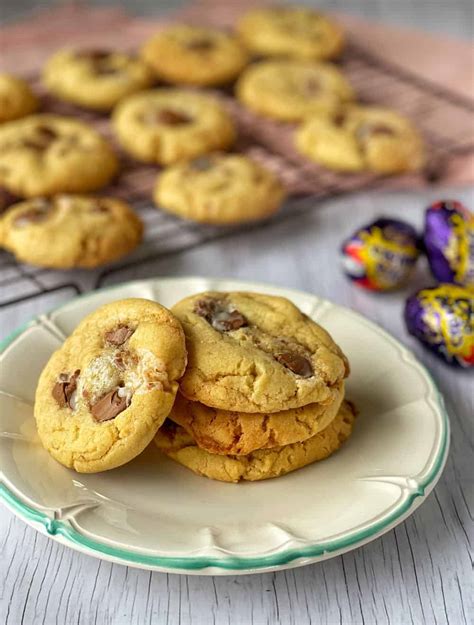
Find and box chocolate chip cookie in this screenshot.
[112,89,236,164]
[172,292,349,413]
[296,105,426,174]
[34,298,187,473]
[155,400,356,482]
[43,48,154,111]
[0,74,39,123]
[236,60,354,122]
[141,24,249,86]
[0,114,119,197]
[154,153,286,224]
[237,6,345,61]
[169,381,344,455]
[0,195,143,268]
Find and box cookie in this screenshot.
[141,24,249,87]
[172,292,349,413]
[0,114,119,197]
[0,74,39,123]
[169,381,344,456]
[154,153,286,224]
[0,195,143,268]
[296,106,425,174]
[155,400,356,482]
[236,60,354,122]
[113,89,236,165]
[237,6,344,61]
[43,48,154,111]
[34,298,187,473]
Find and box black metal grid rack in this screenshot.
[1,40,473,312]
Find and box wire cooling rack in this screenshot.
[1,39,474,311]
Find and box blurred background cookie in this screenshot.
[113,88,236,164]
[155,153,286,224]
[236,59,354,121]
[0,74,38,123]
[237,6,345,61]
[141,24,249,86]
[296,105,425,173]
[0,195,143,268]
[0,114,119,197]
[43,48,154,111]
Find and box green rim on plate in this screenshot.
[0,279,450,572]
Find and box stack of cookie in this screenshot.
[155,291,354,482]
[33,291,355,480]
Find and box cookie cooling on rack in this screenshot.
[0,195,143,268]
[141,24,249,86]
[43,48,154,111]
[296,105,425,174]
[154,153,286,224]
[0,74,38,123]
[237,6,345,61]
[113,89,236,165]
[0,114,119,197]
[236,60,354,122]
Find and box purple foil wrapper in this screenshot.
[341,217,420,291]
[424,200,474,287]
[404,283,474,367]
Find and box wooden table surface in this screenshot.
[1,2,473,625]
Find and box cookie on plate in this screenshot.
[113,89,236,165]
[154,153,286,224]
[141,24,249,86]
[0,195,143,268]
[236,60,354,122]
[296,106,425,174]
[0,114,119,197]
[0,74,39,123]
[155,400,356,482]
[169,381,344,455]
[43,48,154,111]
[172,291,349,413]
[237,6,344,61]
[34,298,187,473]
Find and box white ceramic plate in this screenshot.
[0,277,449,575]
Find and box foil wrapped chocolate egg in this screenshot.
[404,284,474,367]
[424,200,474,287]
[341,218,420,291]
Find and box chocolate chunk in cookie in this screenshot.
[274,351,313,377]
[91,388,129,422]
[158,109,193,125]
[22,125,58,151]
[52,370,80,408]
[105,325,135,346]
[194,297,248,331]
[186,39,215,52]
